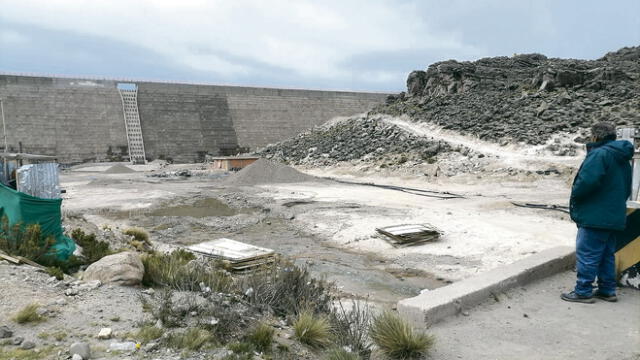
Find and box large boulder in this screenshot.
[82,252,144,286]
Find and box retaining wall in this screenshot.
[0,75,388,163]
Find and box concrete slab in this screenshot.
[427,271,640,360]
[398,246,575,327]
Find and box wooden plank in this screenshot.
[0,253,21,264]
[15,256,47,270]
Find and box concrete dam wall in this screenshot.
[0,75,388,163]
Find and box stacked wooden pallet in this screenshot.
[376,224,442,246]
[187,238,276,272]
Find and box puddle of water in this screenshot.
[149,198,248,218]
[103,198,253,219]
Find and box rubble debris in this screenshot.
[377,224,442,246]
[187,238,276,272]
[82,252,144,286]
[257,115,474,167]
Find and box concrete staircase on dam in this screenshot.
[118,85,146,164]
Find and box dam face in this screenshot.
[0,75,388,163]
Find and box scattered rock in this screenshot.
[0,325,12,338]
[72,354,84,360]
[70,342,91,360]
[82,252,144,286]
[97,328,112,339]
[20,340,35,350]
[11,336,23,345]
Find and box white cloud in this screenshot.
[0,0,480,83]
[0,30,28,45]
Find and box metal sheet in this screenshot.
[16,163,61,199]
[187,238,274,262]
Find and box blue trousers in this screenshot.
[574,227,617,296]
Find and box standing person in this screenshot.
[562,122,634,303]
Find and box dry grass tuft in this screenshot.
[136,325,164,344]
[370,311,434,360]
[294,310,332,349]
[247,322,274,353]
[123,227,150,244]
[166,328,215,351]
[325,348,361,360]
[12,303,44,324]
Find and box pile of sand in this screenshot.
[223,158,319,186]
[104,164,136,174]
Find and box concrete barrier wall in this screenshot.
[0,75,388,163]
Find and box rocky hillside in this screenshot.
[378,46,640,145]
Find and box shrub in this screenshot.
[369,311,434,360]
[45,266,64,280]
[136,325,164,344]
[294,310,332,349]
[241,259,335,316]
[329,300,372,359]
[123,227,150,244]
[227,341,255,354]
[247,323,274,353]
[139,288,182,328]
[326,348,361,360]
[166,328,215,351]
[12,303,44,324]
[70,228,111,264]
[142,250,233,292]
[0,217,56,263]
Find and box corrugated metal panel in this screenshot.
[16,163,61,199]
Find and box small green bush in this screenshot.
[294,311,332,349]
[12,303,44,324]
[247,323,274,353]
[45,266,64,280]
[325,348,361,360]
[136,325,164,344]
[166,328,215,351]
[70,228,111,264]
[0,217,56,263]
[370,311,434,360]
[123,227,150,244]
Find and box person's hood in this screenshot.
[595,139,635,161]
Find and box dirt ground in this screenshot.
[58,157,578,305]
[427,270,640,360]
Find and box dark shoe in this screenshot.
[593,290,617,302]
[561,291,595,304]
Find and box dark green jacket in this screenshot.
[570,139,634,231]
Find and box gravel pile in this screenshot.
[256,115,473,167]
[379,46,640,145]
[223,158,319,185]
[104,164,136,174]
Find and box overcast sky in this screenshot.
[0,1,638,92]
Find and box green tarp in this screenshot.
[0,183,75,260]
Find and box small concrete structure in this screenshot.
[208,156,260,171]
[397,246,575,328]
